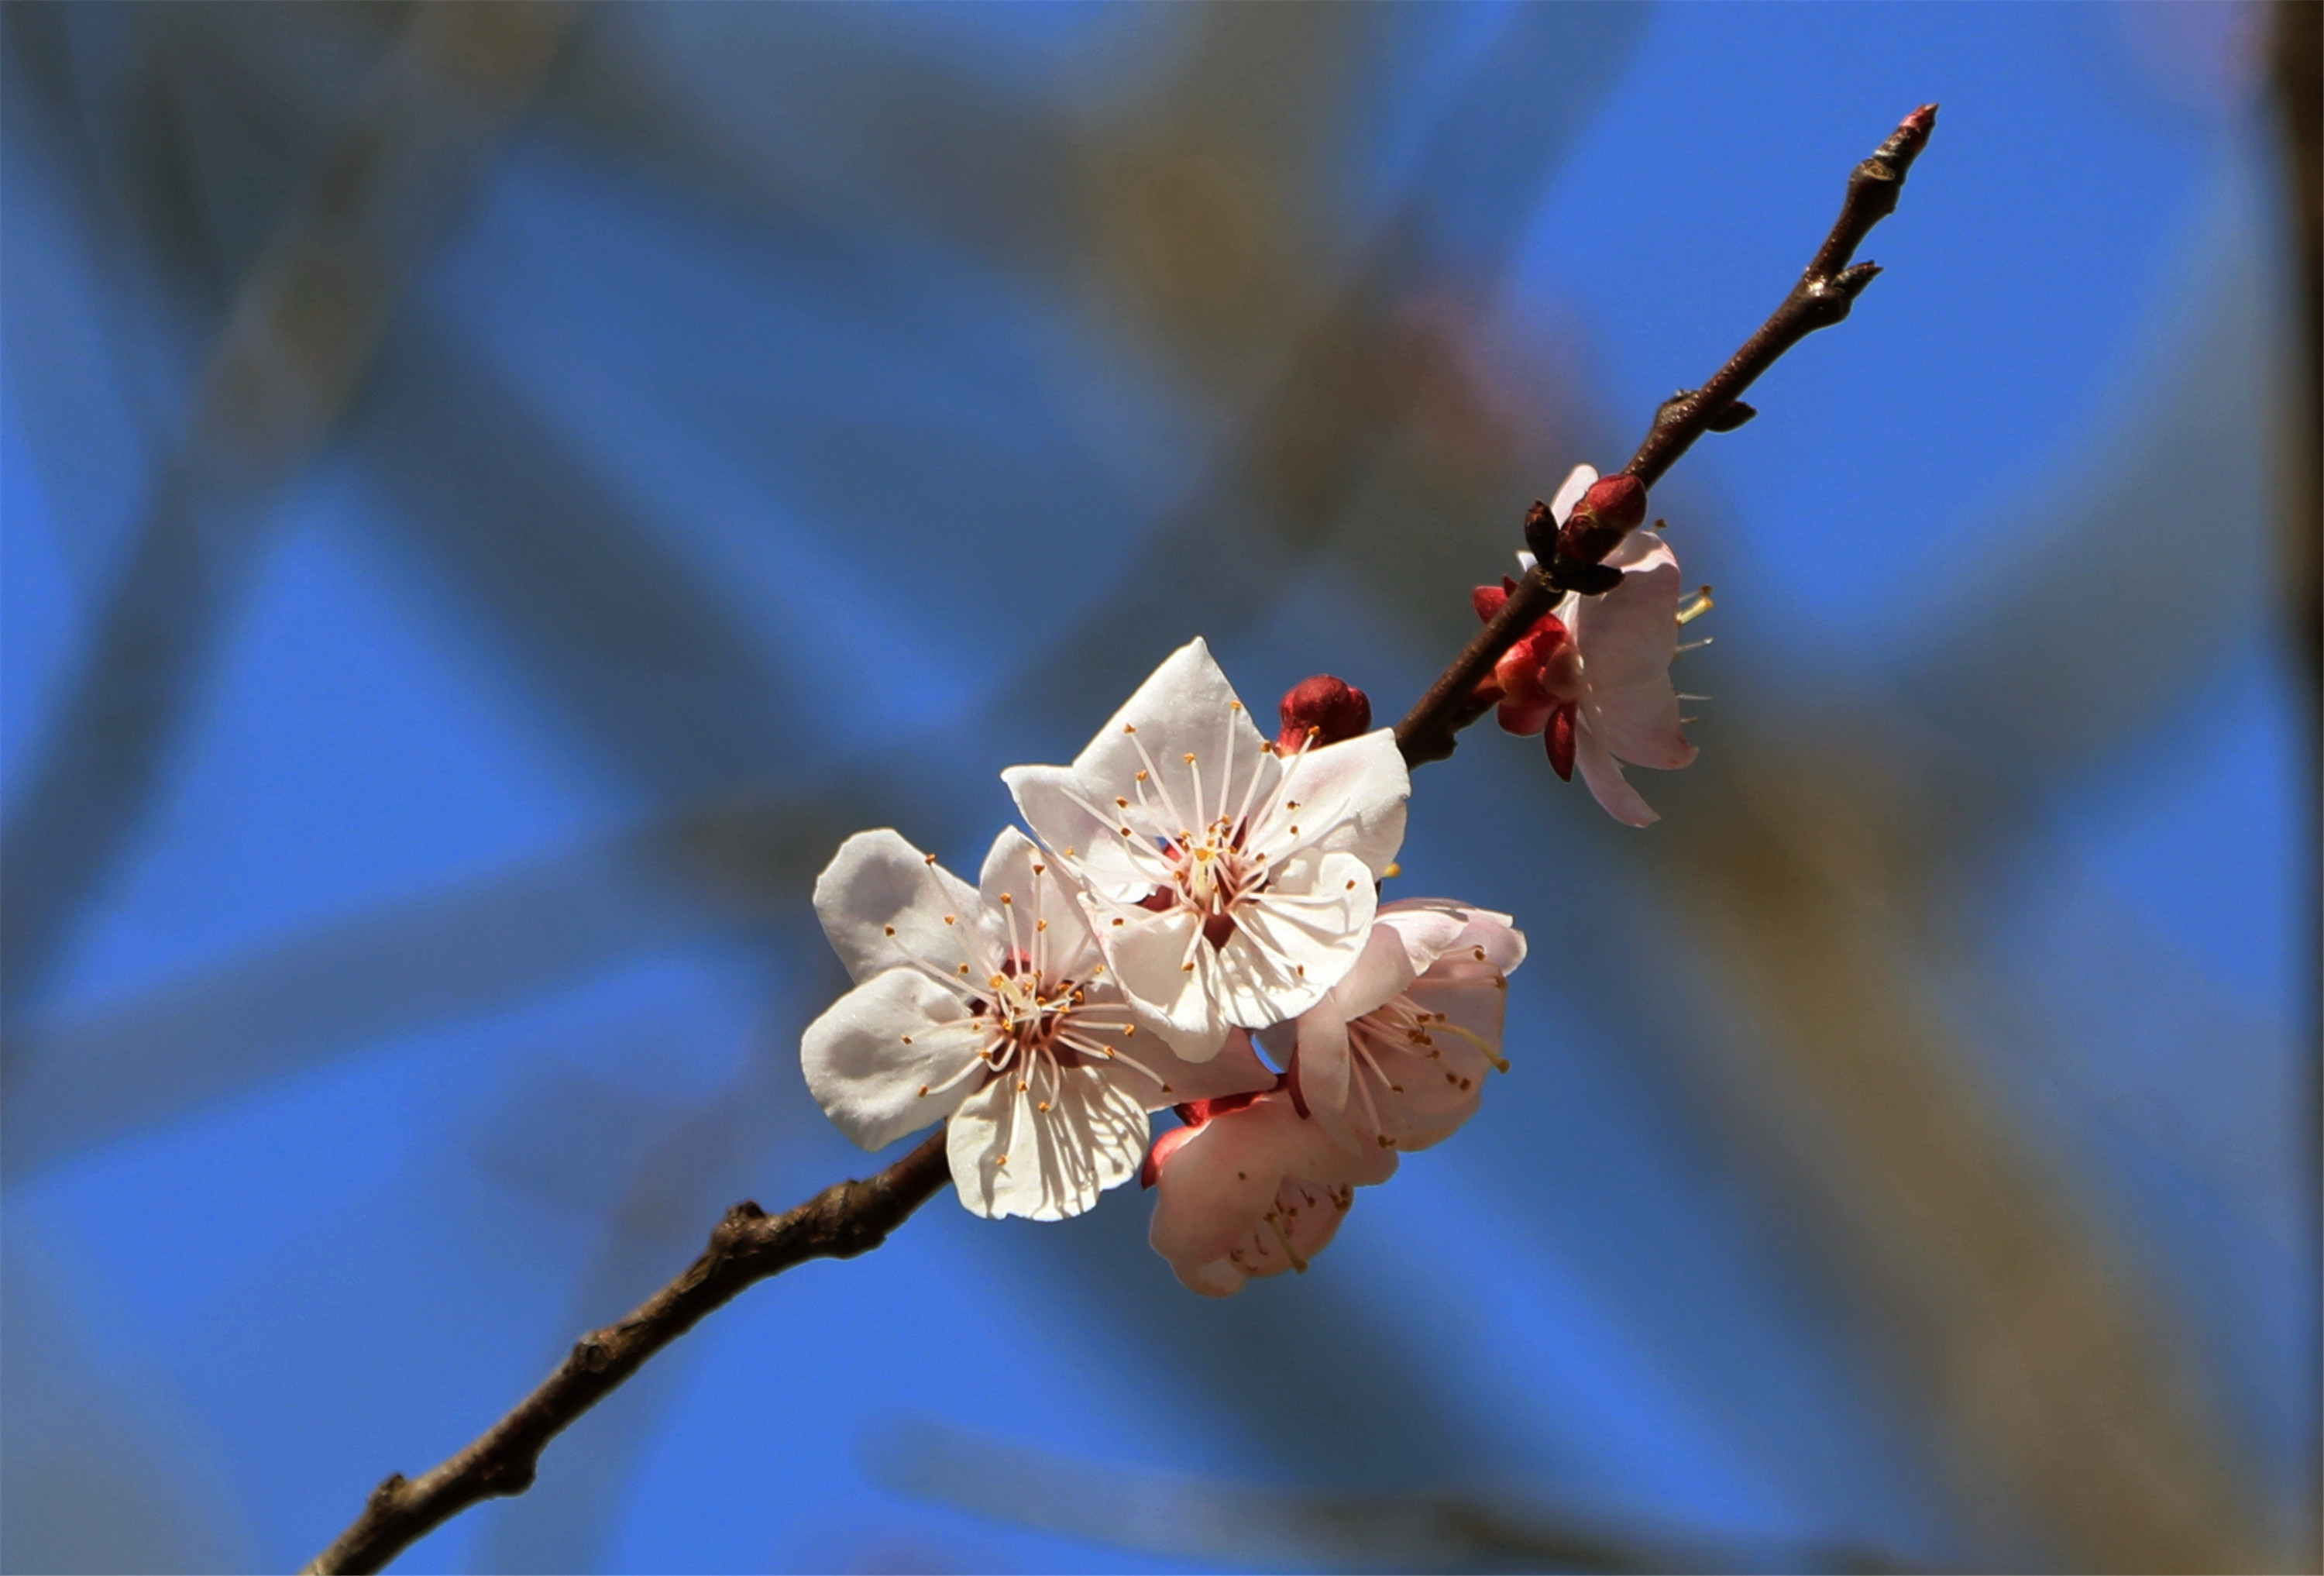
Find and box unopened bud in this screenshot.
[1277,674,1372,752]
[1470,575,1518,624]
[1556,473,1648,566]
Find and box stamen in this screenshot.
[1121,730,1194,837]
[1267,1214,1311,1274]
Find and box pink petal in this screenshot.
[1570,536,1696,774]
[1573,713,1660,827]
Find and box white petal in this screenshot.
[1224,848,1378,1022]
[976,825,1101,977]
[801,969,988,1150]
[1067,639,1272,841]
[813,829,995,986]
[1002,763,1158,902]
[1549,463,1598,526]
[948,1068,1147,1221]
[1129,1026,1277,1110]
[1252,729,1409,876]
[1099,905,1229,1058]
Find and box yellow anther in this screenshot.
[1112,917,1125,927]
[1183,752,1197,764]
[1036,919,1049,931]
[999,893,1012,905]
[1037,1100,1051,1113]
[989,974,1006,989]
[1383,862,1401,879]
[916,1084,930,1096]
[1135,770,1148,782]
[1195,847,1215,862]
[923,852,938,865]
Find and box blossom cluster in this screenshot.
[799,468,1700,1295]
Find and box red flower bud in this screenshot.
[1556,473,1648,566]
[1277,674,1373,752]
[1470,575,1519,624]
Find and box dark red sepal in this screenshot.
[1547,704,1576,780]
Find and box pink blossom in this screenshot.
[1476,463,1703,827]
[1291,899,1526,1155]
[1143,1046,1396,1297]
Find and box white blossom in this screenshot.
[1003,638,1409,1061]
[801,826,1270,1220]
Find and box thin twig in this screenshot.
[300,1132,949,1575]
[304,105,1937,1575]
[1394,104,1936,767]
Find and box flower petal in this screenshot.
[948,1067,1149,1221]
[1223,848,1378,1024]
[1571,534,1697,773]
[813,829,995,986]
[976,825,1101,977]
[1252,729,1409,876]
[1148,1093,1396,1295]
[1549,463,1598,527]
[1373,899,1487,979]
[1573,714,1660,827]
[1098,904,1228,1058]
[1002,763,1161,903]
[1290,989,1356,1150]
[801,968,989,1150]
[1134,1027,1277,1110]
[1066,638,1274,845]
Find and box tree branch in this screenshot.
[304,104,1937,1574]
[300,1131,949,1575]
[1394,104,1936,767]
